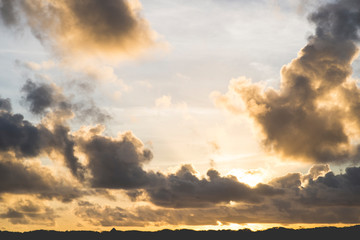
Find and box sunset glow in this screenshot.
[1,0,360,234]
[228,169,267,187]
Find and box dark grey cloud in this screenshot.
[309,0,360,41]
[0,209,26,224]
[77,130,155,189]
[0,0,19,27]
[21,80,70,115]
[0,108,47,157]
[76,127,283,208]
[72,100,111,124]
[75,201,228,227]
[19,79,117,179]
[68,80,112,124]
[0,199,57,225]
[21,80,55,115]
[143,165,282,208]
[269,173,302,189]
[74,201,134,227]
[72,129,284,207]
[6,81,285,209]
[0,97,11,112]
[0,112,83,179]
[21,79,111,124]
[300,166,360,206]
[0,157,53,194]
[140,165,360,224]
[65,0,137,43]
[48,125,85,180]
[75,165,360,226]
[1,81,122,187]
[0,0,159,58]
[75,201,360,227]
[213,0,360,163]
[0,93,84,179]
[0,157,85,202]
[0,95,91,201]
[74,202,248,227]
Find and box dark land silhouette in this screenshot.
[1,225,360,240]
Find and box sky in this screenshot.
[1,0,360,232]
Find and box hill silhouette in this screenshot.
[1,225,360,240]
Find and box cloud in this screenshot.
[7,82,360,225]
[76,165,360,226]
[68,124,283,208]
[269,173,302,190]
[154,95,189,117]
[3,81,151,190]
[303,164,330,182]
[155,95,172,108]
[74,201,132,227]
[0,0,19,27]
[309,0,360,41]
[75,126,155,189]
[46,125,85,180]
[20,80,115,178]
[269,164,330,190]
[21,78,111,125]
[208,141,220,154]
[0,157,86,202]
[16,60,56,71]
[2,101,284,209]
[0,94,84,179]
[142,165,282,208]
[0,104,50,158]
[72,101,111,124]
[0,158,54,194]
[0,199,57,225]
[75,201,229,227]
[72,124,283,208]
[300,166,360,206]
[0,0,161,60]
[0,97,11,112]
[213,0,360,163]
[21,79,71,116]
[3,0,360,228]
[210,79,247,115]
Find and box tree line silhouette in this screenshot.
[0,225,359,240]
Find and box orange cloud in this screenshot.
[1,0,162,60]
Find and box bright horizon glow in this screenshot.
[227,168,268,187]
